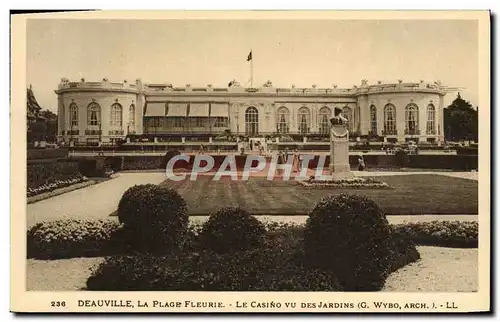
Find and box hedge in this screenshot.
[27,219,123,259]
[26,217,477,261]
[122,156,164,170]
[392,220,478,248]
[86,248,344,291]
[85,218,421,291]
[72,153,478,172]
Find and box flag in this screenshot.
[247,50,252,61]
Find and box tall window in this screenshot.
[87,102,101,126]
[245,107,259,135]
[369,105,377,135]
[405,103,419,135]
[426,104,436,135]
[69,103,78,127]
[298,107,310,134]
[129,104,135,127]
[276,106,290,134]
[110,103,123,126]
[318,106,331,135]
[341,107,353,131]
[384,104,396,135]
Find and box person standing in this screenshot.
[293,149,300,173]
[357,155,366,171]
[277,150,285,177]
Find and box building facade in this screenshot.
[55,78,449,144]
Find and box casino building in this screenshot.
[55,78,450,145]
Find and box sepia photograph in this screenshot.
[10,10,490,313]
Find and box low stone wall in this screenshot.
[28,148,69,160]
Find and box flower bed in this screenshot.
[27,162,89,197]
[27,175,88,197]
[27,180,96,204]
[299,176,391,189]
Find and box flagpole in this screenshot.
[250,52,253,88]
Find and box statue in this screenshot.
[329,107,352,178]
[329,107,348,126]
[262,80,273,87]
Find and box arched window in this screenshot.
[426,104,436,135]
[69,103,78,127]
[384,104,396,135]
[341,106,353,131]
[405,103,419,135]
[369,105,377,135]
[318,106,331,135]
[110,103,123,126]
[87,102,101,126]
[245,106,259,135]
[297,106,310,134]
[129,104,135,127]
[276,106,290,134]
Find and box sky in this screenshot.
[26,18,479,112]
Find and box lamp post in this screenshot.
[98,120,102,146]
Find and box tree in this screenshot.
[27,85,58,143]
[40,109,57,121]
[443,93,478,142]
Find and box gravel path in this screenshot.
[383,246,478,292]
[356,171,478,181]
[26,246,477,292]
[27,173,166,227]
[26,257,104,291]
[190,215,477,226]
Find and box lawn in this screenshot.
[159,174,478,215]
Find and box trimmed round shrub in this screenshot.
[388,230,421,273]
[117,184,188,253]
[304,193,393,291]
[395,149,409,167]
[27,219,122,259]
[200,207,266,253]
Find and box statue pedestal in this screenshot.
[329,125,353,179]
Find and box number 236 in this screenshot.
[51,301,66,307]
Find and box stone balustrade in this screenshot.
[57,78,449,96]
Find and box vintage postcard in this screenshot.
[10,10,490,313]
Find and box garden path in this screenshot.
[27,173,165,227]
